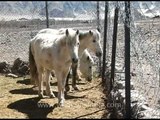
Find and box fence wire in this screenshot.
[105,1,160,118]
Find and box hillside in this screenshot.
[0,1,160,21]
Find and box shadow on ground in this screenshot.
[7,97,56,119]
[17,78,31,85]
[9,87,85,100]
[9,87,37,95]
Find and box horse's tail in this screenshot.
[29,43,38,85]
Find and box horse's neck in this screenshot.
[80,50,87,62]
[56,35,67,47]
[79,32,90,56]
[79,32,88,40]
[79,47,86,57]
[56,36,70,58]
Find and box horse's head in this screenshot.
[85,29,102,58]
[65,29,80,64]
[80,50,94,82]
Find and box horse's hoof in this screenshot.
[65,86,70,92]
[78,78,82,81]
[58,103,64,107]
[39,94,44,99]
[58,101,64,107]
[59,102,64,107]
[50,93,55,98]
[73,86,79,91]
[46,91,55,98]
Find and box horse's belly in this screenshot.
[34,53,54,70]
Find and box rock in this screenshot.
[116,80,135,90]
[140,105,152,111]
[131,90,146,103]
[0,61,11,73]
[18,64,29,75]
[132,100,138,104]
[11,58,29,75]
[131,72,136,76]
[11,58,23,73]
[5,73,18,78]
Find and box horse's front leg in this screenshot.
[55,67,70,107]
[55,70,65,107]
[45,70,55,98]
[71,63,79,91]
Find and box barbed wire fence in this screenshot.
[104,1,160,118]
[129,1,160,112]
[131,3,160,117]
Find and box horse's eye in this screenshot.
[89,66,91,69]
[93,40,96,43]
[77,42,80,46]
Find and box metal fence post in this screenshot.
[45,1,49,28]
[124,1,131,119]
[110,2,119,92]
[102,1,108,83]
[97,1,102,77]
[97,1,100,29]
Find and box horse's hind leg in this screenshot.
[72,63,79,91]
[65,70,70,92]
[37,66,44,98]
[45,70,55,98]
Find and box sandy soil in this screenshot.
[0,74,108,119]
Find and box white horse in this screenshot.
[37,28,102,91]
[36,28,94,82]
[66,28,102,91]
[49,49,94,83]
[79,49,94,81]
[39,49,94,90]
[31,48,94,87]
[29,28,79,106]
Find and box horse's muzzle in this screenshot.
[96,52,102,57]
[72,58,78,63]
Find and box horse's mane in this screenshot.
[79,29,101,41]
[57,29,78,47]
[79,31,90,40]
[81,50,93,63]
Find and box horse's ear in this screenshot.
[89,30,93,35]
[66,29,69,36]
[76,30,79,35]
[87,56,90,61]
[97,27,101,33]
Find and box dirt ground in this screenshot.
[0,73,108,119]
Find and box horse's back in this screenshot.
[38,28,77,37]
[30,33,63,67]
[38,28,59,35]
